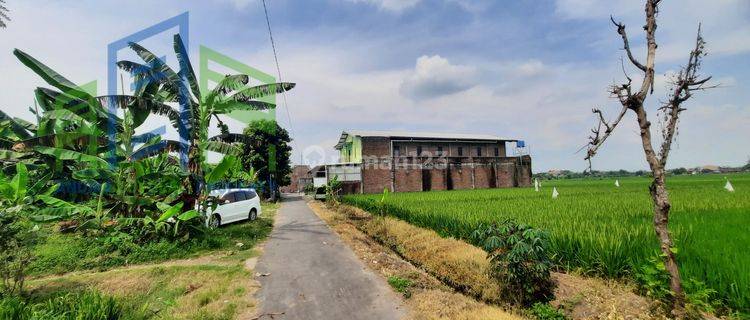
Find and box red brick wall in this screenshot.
[394,166,422,192]
[448,163,473,189]
[496,161,516,187]
[429,167,447,191]
[474,164,492,189]
[362,165,391,194]
[362,137,391,157]
[517,156,532,187]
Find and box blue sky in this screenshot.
[0,0,748,172]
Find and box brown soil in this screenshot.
[308,200,523,320]
[309,200,666,320]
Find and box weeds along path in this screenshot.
[253,194,407,320]
[26,249,265,318]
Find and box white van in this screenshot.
[205,188,261,228]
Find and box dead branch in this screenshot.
[611,16,647,72]
[584,105,628,169]
[658,25,712,167]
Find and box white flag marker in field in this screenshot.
[615,179,620,187]
[725,180,735,192]
[552,187,559,199]
[534,178,540,192]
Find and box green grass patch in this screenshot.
[28,202,277,277]
[387,276,413,298]
[344,173,750,314]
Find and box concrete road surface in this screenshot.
[254,194,406,320]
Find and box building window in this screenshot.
[416,146,423,156]
[476,146,482,157]
[494,147,500,157]
[457,147,463,156]
[393,145,400,157]
[437,146,443,156]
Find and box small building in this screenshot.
[327,130,531,194]
[281,165,312,193]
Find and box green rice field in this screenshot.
[343,173,750,313]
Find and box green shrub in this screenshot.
[387,276,412,298]
[530,303,568,320]
[471,220,555,306]
[0,212,38,297]
[634,255,723,317]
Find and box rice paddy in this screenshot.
[343,173,750,313]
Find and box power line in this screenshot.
[261,0,301,164]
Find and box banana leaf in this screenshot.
[33,146,109,168]
[229,82,295,102]
[14,49,93,100]
[205,155,236,184]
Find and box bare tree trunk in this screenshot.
[583,1,713,317]
[651,176,685,316]
[636,104,687,319]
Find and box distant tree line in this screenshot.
[535,162,750,180]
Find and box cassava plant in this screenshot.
[471,220,555,306]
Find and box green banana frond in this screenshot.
[127,42,181,100]
[94,95,180,129]
[0,109,32,139]
[130,139,186,161]
[14,133,108,151]
[208,133,258,146]
[204,140,241,156]
[173,34,201,100]
[33,146,109,168]
[14,49,93,100]
[229,82,295,102]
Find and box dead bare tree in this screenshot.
[584,0,714,318]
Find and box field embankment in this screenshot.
[309,201,659,319]
[343,174,749,314]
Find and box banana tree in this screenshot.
[0,162,60,215]
[117,34,294,207]
[6,49,186,203]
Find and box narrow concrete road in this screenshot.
[254,195,406,320]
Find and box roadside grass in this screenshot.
[7,203,278,319]
[320,202,659,319]
[24,257,257,320]
[307,201,524,320]
[358,208,502,304]
[29,202,278,277]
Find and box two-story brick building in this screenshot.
[326,130,531,194]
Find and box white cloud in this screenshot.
[399,55,478,100]
[346,0,421,12]
[514,59,546,77]
[227,0,253,9]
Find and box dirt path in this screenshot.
[253,195,407,320]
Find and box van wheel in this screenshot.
[209,214,221,228]
[249,209,258,221]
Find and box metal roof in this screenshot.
[335,130,517,149]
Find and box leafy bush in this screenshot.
[471,220,556,306]
[387,276,413,298]
[634,255,722,317]
[325,175,342,203]
[0,290,126,320]
[0,212,38,297]
[530,303,568,320]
